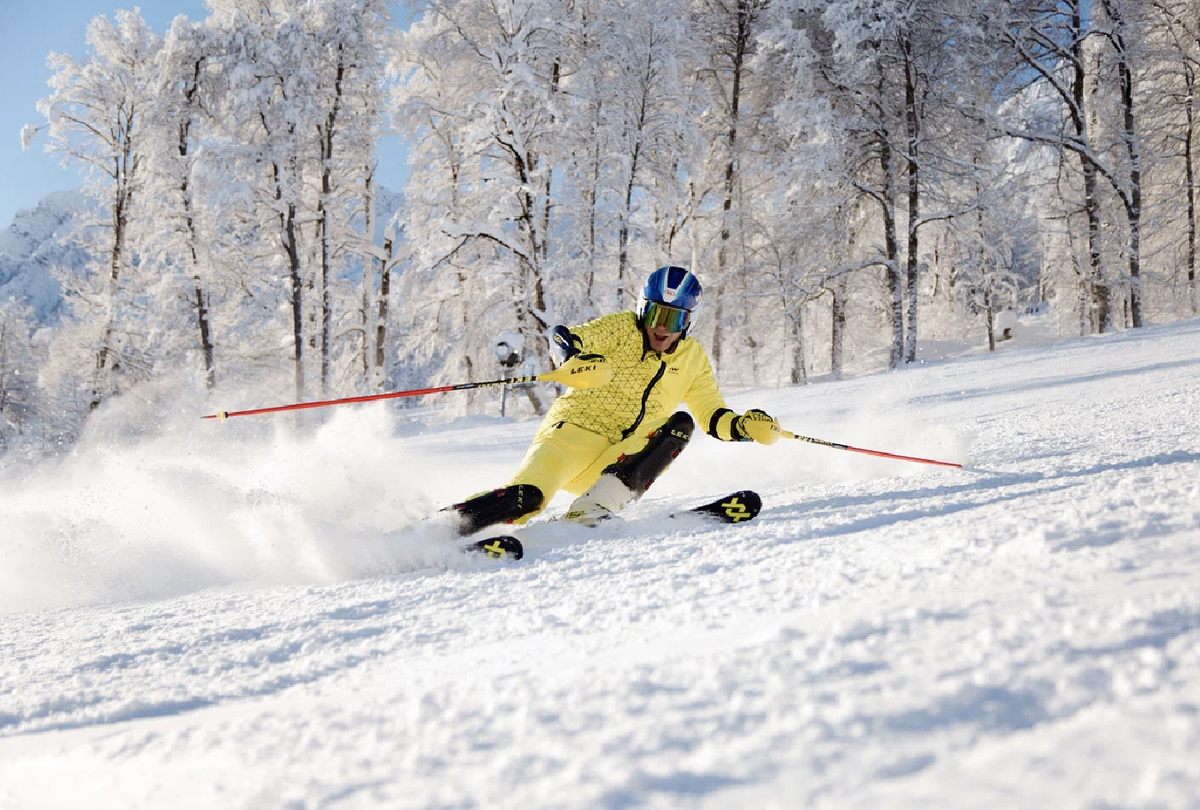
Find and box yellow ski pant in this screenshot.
[505,416,671,518]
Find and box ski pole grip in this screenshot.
[542,354,613,389]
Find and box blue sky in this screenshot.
[0,0,410,227]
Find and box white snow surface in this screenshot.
[3,321,1200,808]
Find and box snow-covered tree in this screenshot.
[607,2,692,306]
[690,0,776,375]
[143,16,219,389]
[24,10,161,418]
[14,0,1200,456]
[996,0,1153,331]
[395,0,575,414]
[1141,0,1199,317]
[305,0,394,394]
[0,302,40,455]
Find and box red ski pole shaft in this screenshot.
[781,430,962,469]
[201,355,616,421]
[201,375,535,421]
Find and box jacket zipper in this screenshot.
[622,359,667,440]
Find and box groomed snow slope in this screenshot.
[2,320,1200,809]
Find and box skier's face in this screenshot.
[645,322,682,352]
[641,301,690,353]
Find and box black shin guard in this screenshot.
[446,484,545,536]
[605,411,694,496]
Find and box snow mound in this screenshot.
[0,406,496,613]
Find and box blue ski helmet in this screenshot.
[637,266,702,338]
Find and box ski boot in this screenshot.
[445,484,544,536]
[564,411,694,526]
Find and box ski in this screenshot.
[464,490,759,563]
[671,490,762,524]
[467,535,524,561]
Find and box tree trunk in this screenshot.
[902,37,921,364]
[790,305,806,385]
[319,198,331,396]
[541,59,560,265]
[318,58,345,395]
[974,167,994,354]
[193,274,214,386]
[186,229,214,387]
[285,201,304,402]
[616,139,642,306]
[374,237,392,391]
[587,98,602,303]
[1102,0,1143,327]
[361,170,375,383]
[91,99,140,411]
[1078,272,1089,338]
[580,10,601,304]
[1188,73,1198,314]
[986,290,996,353]
[500,116,547,415]
[92,158,132,411]
[879,136,903,369]
[178,68,215,389]
[524,282,547,416]
[1067,0,1109,334]
[617,59,651,307]
[831,277,846,380]
[713,0,752,377]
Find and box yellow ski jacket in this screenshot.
[545,311,742,443]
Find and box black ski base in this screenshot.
[468,535,524,560]
[675,490,762,524]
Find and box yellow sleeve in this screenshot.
[682,345,741,442]
[566,311,632,356]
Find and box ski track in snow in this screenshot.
[2,321,1200,808]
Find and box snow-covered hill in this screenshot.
[2,320,1199,808]
[0,190,91,323]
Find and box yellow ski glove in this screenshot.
[734,409,781,445]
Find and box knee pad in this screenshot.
[447,484,545,536]
[604,411,694,496]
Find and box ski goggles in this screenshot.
[642,301,692,334]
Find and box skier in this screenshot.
[447,265,780,535]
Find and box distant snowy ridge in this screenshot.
[0,189,94,324]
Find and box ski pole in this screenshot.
[780,430,963,469]
[202,354,612,421]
